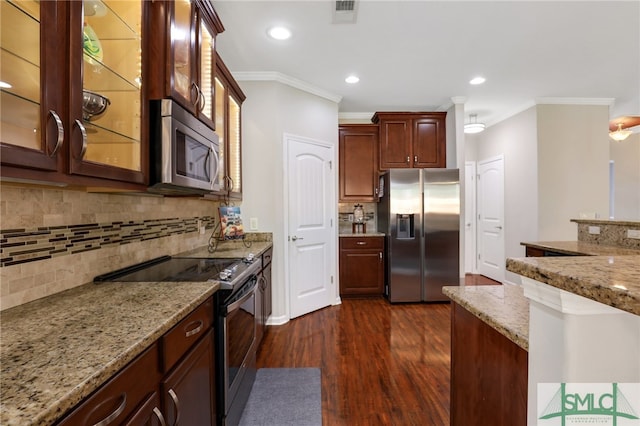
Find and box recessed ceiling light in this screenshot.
[345,75,360,84]
[469,76,486,85]
[268,26,292,40]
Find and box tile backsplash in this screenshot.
[338,202,377,234]
[0,184,223,310]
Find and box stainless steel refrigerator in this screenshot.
[377,169,460,302]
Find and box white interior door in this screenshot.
[477,155,505,282]
[464,161,477,273]
[286,134,335,319]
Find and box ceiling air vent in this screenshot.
[333,0,358,24]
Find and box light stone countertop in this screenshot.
[443,284,529,351]
[180,240,273,259]
[0,280,219,426]
[339,232,385,237]
[506,255,640,316]
[520,240,640,256]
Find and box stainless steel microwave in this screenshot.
[148,99,220,195]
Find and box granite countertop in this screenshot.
[0,240,274,426]
[339,232,385,237]
[521,240,640,256]
[0,280,219,426]
[443,284,529,351]
[506,255,640,316]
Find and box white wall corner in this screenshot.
[232,71,343,104]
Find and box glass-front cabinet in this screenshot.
[0,0,146,186]
[70,0,144,181]
[215,54,245,200]
[0,1,65,172]
[154,0,222,130]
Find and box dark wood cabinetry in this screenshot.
[339,124,380,202]
[1,1,148,188]
[214,54,246,199]
[372,112,446,169]
[450,302,527,426]
[256,247,273,346]
[339,236,384,297]
[147,0,224,130]
[57,297,216,426]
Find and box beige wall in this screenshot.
[472,106,539,284]
[536,104,610,239]
[238,79,339,324]
[0,184,217,310]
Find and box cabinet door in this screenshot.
[68,0,145,183]
[339,237,384,296]
[264,262,272,320]
[379,119,411,169]
[413,116,446,168]
[170,0,196,111]
[0,0,65,172]
[161,330,215,426]
[57,343,161,426]
[339,125,379,202]
[197,12,216,129]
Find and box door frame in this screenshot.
[464,161,477,274]
[282,132,338,321]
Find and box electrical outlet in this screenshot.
[250,217,259,231]
[348,214,354,222]
[588,226,600,235]
[627,229,640,239]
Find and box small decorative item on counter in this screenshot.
[219,206,245,240]
[353,204,364,223]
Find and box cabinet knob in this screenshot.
[414,155,418,163]
[406,156,410,163]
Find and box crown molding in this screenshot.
[534,97,616,106]
[338,112,375,120]
[450,96,467,105]
[231,71,343,104]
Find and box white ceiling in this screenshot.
[213,1,640,127]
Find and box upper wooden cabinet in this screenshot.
[214,54,245,200]
[339,124,380,202]
[1,0,148,187]
[147,0,224,130]
[372,112,446,169]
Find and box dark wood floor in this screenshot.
[256,275,500,425]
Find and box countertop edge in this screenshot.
[443,285,529,352]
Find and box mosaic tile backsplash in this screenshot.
[0,184,222,310]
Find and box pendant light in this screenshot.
[609,123,632,141]
[464,114,486,134]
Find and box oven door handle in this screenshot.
[226,277,258,313]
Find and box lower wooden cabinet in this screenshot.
[450,302,527,426]
[56,297,216,426]
[339,236,384,297]
[256,247,273,347]
[161,329,215,426]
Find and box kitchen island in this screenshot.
[445,251,639,426]
[0,242,273,426]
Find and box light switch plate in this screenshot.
[627,229,640,239]
[250,217,259,231]
[588,226,600,235]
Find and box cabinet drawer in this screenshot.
[162,298,213,373]
[57,343,160,426]
[262,246,273,268]
[340,236,384,250]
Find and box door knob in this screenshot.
[291,236,304,241]
[495,226,503,230]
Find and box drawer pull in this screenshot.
[169,389,181,426]
[184,320,204,338]
[356,241,367,245]
[152,407,167,426]
[92,393,126,426]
